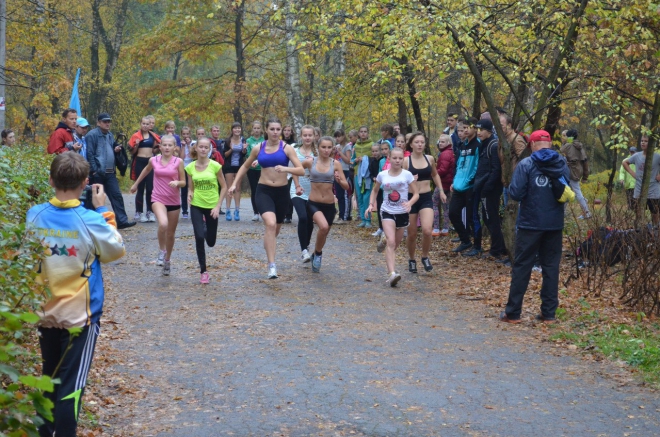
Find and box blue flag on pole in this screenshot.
[69,68,81,116]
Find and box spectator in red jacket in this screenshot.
[432,134,456,236]
[47,109,78,154]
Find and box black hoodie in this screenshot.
[473,135,502,196]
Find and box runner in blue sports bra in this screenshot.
[229,117,304,279]
[301,136,349,273]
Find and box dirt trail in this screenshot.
[92,197,659,436]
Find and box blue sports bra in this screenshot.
[138,135,155,149]
[257,141,289,168]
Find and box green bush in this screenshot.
[0,145,56,436]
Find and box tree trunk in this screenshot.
[635,90,660,228]
[404,61,424,133]
[532,0,589,130]
[172,51,182,81]
[397,96,409,135]
[512,74,528,130]
[471,57,483,118]
[232,0,245,124]
[446,24,516,259]
[284,0,304,137]
[88,0,129,118]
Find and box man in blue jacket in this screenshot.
[449,117,479,252]
[85,113,135,229]
[500,130,570,324]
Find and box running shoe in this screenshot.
[311,253,322,273]
[432,229,441,237]
[252,214,260,222]
[182,212,189,219]
[372,228,383,237]
[268,266,278,279]
[421,257,433,271]
[156,250,166,266]
[140,213,148,223]
[532,265,542,273]
[450,237,461,243]
[386,272,401,287]
[283,218,292,224]
[163,260,171,276]
[234,209,240,221]
[440,229,449,236]
[364,222,372,228]
[147,211,156,222]
[578,213,593,220]
[357,221,366,228]
[134,212,142,221]
[219,209,226,215]
[376,235,387,253]
[226,209,232,221]
[301,249,311,263]
[408,259,418,273]
[403,229,408,237]
[200,272,210,284]
[335,218,345,225]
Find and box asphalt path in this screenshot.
[100,196,660,436]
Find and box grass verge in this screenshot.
[551,319,660,386]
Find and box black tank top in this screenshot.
[408,155,432,182]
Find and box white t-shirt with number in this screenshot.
[377,169,415,214]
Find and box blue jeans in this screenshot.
[88,172,130,225]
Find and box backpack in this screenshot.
[577,227,627,267]
[516,131,531,160]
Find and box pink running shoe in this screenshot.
[200,272,210,284]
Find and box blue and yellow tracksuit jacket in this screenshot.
[27,198,126,329]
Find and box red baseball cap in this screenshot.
[529,130,551,143]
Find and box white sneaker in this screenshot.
[403,229,408,237]
[156,250,166,266]
[147,211,156,222]
[268,266,278,279]
[386,272,401,287]
[252,214,260,221]
[301,249,311,263]
[377,235,387,253]
[372,228,383,237]
[134,212,141,221]
[140,213,148,223]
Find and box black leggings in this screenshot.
[247,169,261,215]
[376,189,384,229]
[292,197,314,251]
[285,178,294,220]
[134,156,153,213]
[181,173,189,214]
[190,205,218,273]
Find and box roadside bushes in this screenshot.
[0,146,55,435]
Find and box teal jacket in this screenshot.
[453,137,479,192]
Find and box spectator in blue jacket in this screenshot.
[500,130,570,324]
[449,117,479,252]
